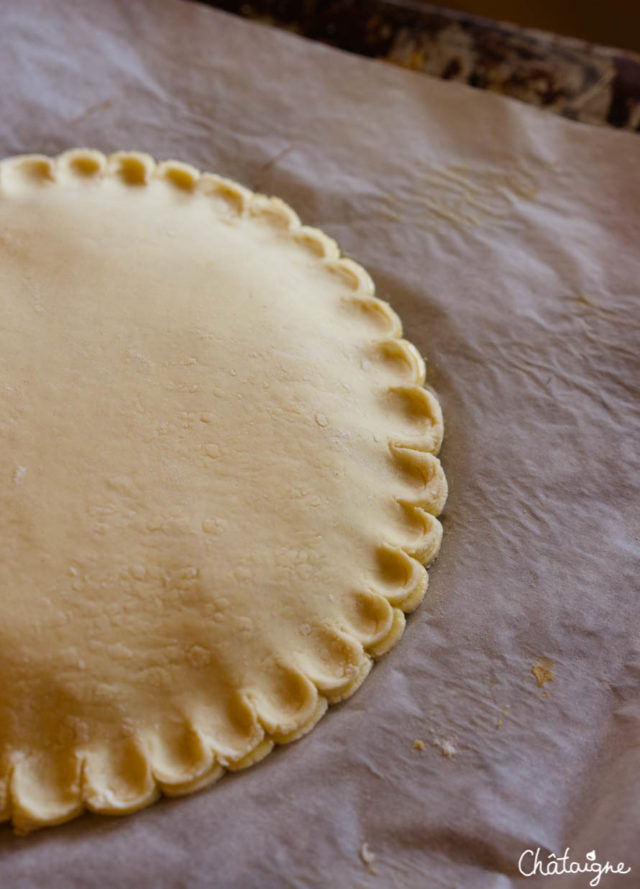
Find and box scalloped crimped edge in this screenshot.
[0,150,447,834]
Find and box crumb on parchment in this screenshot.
[531,657,554,689]
[411,735,456,756]
[431,737,456,758]
[359,843,377,875]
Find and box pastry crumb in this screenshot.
[531,657,554,688]
[359,843,377,875]
[412,739,425,750]
[431,737,456,758]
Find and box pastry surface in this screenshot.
[0,150,446,832]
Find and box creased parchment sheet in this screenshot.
[0,1,638,887]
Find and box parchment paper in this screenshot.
[0,1,638,887]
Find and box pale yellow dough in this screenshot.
[0,150,447,833]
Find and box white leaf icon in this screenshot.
[586,851,596,861]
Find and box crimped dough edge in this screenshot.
[0,150,447,833]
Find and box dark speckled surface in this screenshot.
[193,0,640,132]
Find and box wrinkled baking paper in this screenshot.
[0,1,638,886]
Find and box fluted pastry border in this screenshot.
[0,150,447,833]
